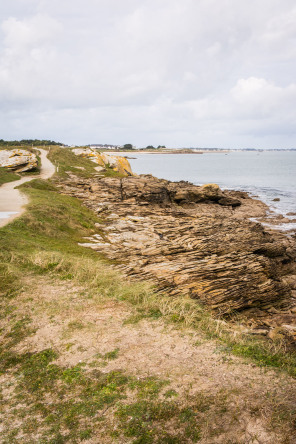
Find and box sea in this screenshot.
[128,151,296,231]
[0,211,17,220]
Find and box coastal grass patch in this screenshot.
[47,146,98,179]
[0,178,99,261]
[23,248,296,378]
[0,346,130,442]
[124,291,296,377]
[5,209,294,381]
[0,167,20,186]
[0,341,237,443]
[0,310,227,444]
[0,174,105,334]
[47,146,126,179]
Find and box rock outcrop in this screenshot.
[0,149,38,172]
[59,174,295,310]
[72,148,133,176]
[57,173,296,342]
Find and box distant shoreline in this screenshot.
[107,150,207,155]
[105,149,296,156]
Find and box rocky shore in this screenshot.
[57,171,296,344]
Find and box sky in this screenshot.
[0,0,296,148]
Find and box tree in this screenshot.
[123,144,133,150]
[146,145,155,149]
[0,139,62,147]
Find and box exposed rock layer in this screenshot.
[72,148,133,176]
[0,149,38,172]
[58,173,296,340]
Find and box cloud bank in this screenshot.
[0,0,296,147]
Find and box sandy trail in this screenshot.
[0,149,55,228]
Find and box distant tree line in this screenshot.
[0,139,62,147]
[145,145,166,149]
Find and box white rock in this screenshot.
[0,149,38,172]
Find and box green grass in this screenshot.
[103,348,120,360]
[0,346,130,441]
[1,342,225,443]
[1,324,230,443]
[0,167,20,186]
[0,179,98,262]
[5,316,35,348]
[47,146,98,178]
[114,389,229,443]
[47,146,126,179]
[0,305,225,443]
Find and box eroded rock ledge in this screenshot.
[0,149,38,172]
[58,173,296,339]
[72,148,133,176]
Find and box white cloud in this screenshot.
[2,14,61,48]
[0,0,295,147]
[0,14,62,101]
[231,77,296,118]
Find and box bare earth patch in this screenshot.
[1,275,295,443]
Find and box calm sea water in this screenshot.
[129,151,296,225]
[0,211,17,220]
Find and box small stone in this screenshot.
[281,324,296,332]
[250,329,268,336]
[268,328,284,341]
[218,196,241,207]
[90,184,100,192]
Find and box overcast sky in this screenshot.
[0,0,296,148]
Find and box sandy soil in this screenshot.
[6,276,296,443]
[0,149,55,227]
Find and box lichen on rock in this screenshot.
[72,148,133,176]
[0,149,38,172]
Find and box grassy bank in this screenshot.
[1,147,296,442]
[47,146,126,178]
[0,167,20,186]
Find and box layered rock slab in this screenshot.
[0,149,38,172]
[72,148,133,176]
[58,174,296,320]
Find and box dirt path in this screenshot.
[0,149,55,227]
